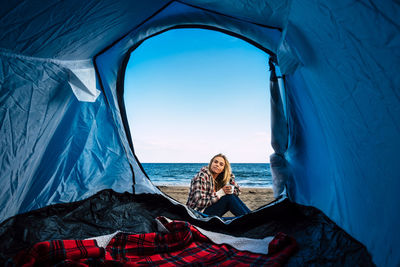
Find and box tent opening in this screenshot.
[123,28,275,213]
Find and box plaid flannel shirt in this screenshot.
[186,166,240,211]
[12,239,103,266]
[13,217,298,266]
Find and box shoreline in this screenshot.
[157,185,275,214]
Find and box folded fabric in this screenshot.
[12,217,297,266]
[155,216,275,255]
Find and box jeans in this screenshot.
[203,194,251,217]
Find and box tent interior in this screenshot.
[1,1,399,266]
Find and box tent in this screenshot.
[0,1,399,266]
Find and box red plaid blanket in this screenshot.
[13,218,297,266]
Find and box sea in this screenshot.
[141,163,272,188]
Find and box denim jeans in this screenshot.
[203,194,251,217]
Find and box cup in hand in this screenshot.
[224,184,234,194]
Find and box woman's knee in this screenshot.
[221,194,233,200]
[221,194,238,202]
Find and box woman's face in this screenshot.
[210,156,225,175]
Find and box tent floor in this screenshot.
[0,189,374,266]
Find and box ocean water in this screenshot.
[141,163,272,188]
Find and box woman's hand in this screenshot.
[222,184,234,194]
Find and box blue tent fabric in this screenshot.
[0,1,399,266]
[268,58,292,198]
[0,52,134,219]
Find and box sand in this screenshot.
[157,186,275,216]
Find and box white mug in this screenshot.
[225,184,234,194]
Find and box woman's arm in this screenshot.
[229,173,241,196]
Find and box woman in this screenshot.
[186,153,251,217]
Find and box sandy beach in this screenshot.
[158,186,275,216]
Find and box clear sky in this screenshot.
[124,29,272,163]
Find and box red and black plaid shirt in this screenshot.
[186,166,240,211]
[13,217,297,266]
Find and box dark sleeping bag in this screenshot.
[0,189,374,266]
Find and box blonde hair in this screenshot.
[208,153,232,191]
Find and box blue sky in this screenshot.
[124,29,272,163]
